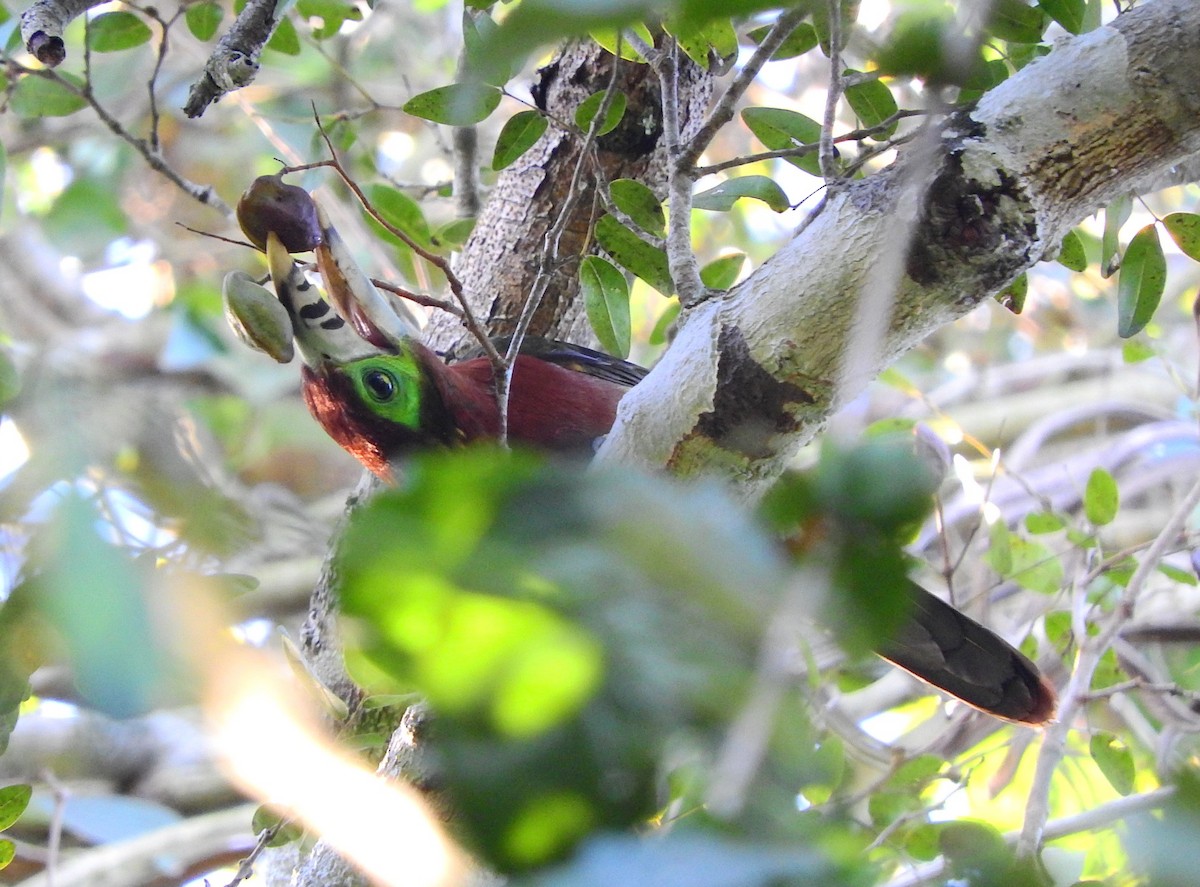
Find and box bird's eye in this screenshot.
[363,368,397,402]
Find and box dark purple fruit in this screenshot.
[236,173,323,253]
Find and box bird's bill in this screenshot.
[262,205,421,369]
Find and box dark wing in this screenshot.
[876,582,1057,725]
[454,336,650,389]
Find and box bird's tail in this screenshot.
[876,583,1057,725]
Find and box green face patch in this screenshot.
[345,349,424,431]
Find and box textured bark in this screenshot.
[598,0,1200,497]
[427,40,714,353]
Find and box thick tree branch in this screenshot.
[183,0,281,119]
[18,0,104,66]
[598,0,1200,497]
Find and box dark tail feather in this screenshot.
[876,583,1057,725]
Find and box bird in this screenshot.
[235,178,1056,726]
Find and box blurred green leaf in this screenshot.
[574,90,626,136]
[1101,194,1131,277]
[1116,224,1166,338]
[664,14,736,67]
[1024,511,1065,534]
[42,178,129,259]
[404,83,501,126]
[594,215,673,294]
[493,110,548,170]
[1006,537,1064,594]
[185,1,224,40]
[0,839,12,870]
[1084,467,1119,526]
[996,272,1028,314]
[693,176,789,213]
[0,785,30,832]
[989,0,1048,43]
[700,253,746,291]
[11,73,87,117]
[87,11,151,51]
[580,255,631,359]
[265,16,300,54]
[365,183,433,250]
[297,0,362,39]
[1090,732,1134,796]
[1039,0,1084,34]
[1163,212,1200,261]
[747,21,818,60]
[649,297,680,345]
[609,179,664,237]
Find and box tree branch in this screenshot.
[18,0,105,66]
[183,0,281,119]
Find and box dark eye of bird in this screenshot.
[363,368,396,402]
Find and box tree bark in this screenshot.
[598,0,1200,497]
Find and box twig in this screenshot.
[222,817,287,887]
[655,40,705,306]
[183,0,281,118]
[819,0,844,185]
[682,5,809,167]
[1016,477,1200,859]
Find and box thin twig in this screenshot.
[221,818,287,887]
[1016,477,1200,859]
[819,0,844,185]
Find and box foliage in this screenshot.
[0,0,1198,885]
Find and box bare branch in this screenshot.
[183,0,281,119]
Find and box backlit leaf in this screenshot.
[1101,194,1131,277]
[747,21,817,60]
[1039,0,1084,34]
[693,176,789,213]
[1084,467,1119,526]
[649,298,680,346]
[404,82,501,126]
[266,17,300,54]
[995,273,1027,314]
[1116,224,1166,338]
[700,253,745,291]
[365,183,432,250]
[1058,229,1088,271]
[0,785,30,832]
[1090,732,1134,796]
[580,255,631,358]
[989,0,1048,43]
[493,110,548,170]
[1163,212,1200,261]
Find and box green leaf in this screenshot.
[649,298,680,346]
[986,520,1013,576]
[464,11,515,84]
[594,215,673,294]
[995,272,1028,313]
[365,183,433,250]
[435,217,476,249]
[185,2,224,40]
[579,256,631,359]
[11,73,87,117]
[741,107,822,175]
[1116,224,1166,338]
[1084,467,1119,526]
[87,11,152,51]
[266,17,300,54]
[1101,194,1131,277]
[574,90,626,136]
[0,785,30,832]
[1007,537,1064,594]
[700,253,745,291]
[1058,229,1088,271]
[1163,212,1200,262]
[404,83,501,126]
[989,0,1048,43]
[693,176,790,213]
[1090,732,1135,796]
[1159,562,1198,587]
[492,110,548,170]
[747,21,817,60]
[43,178,129,259]
[1024,511,1065,534]
[610,179,664,237]
[1122,339,1154,364]
[844,75,898,138]
[252,805,305,847]
[0,838,12,870]
[1038,0,1084,34]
